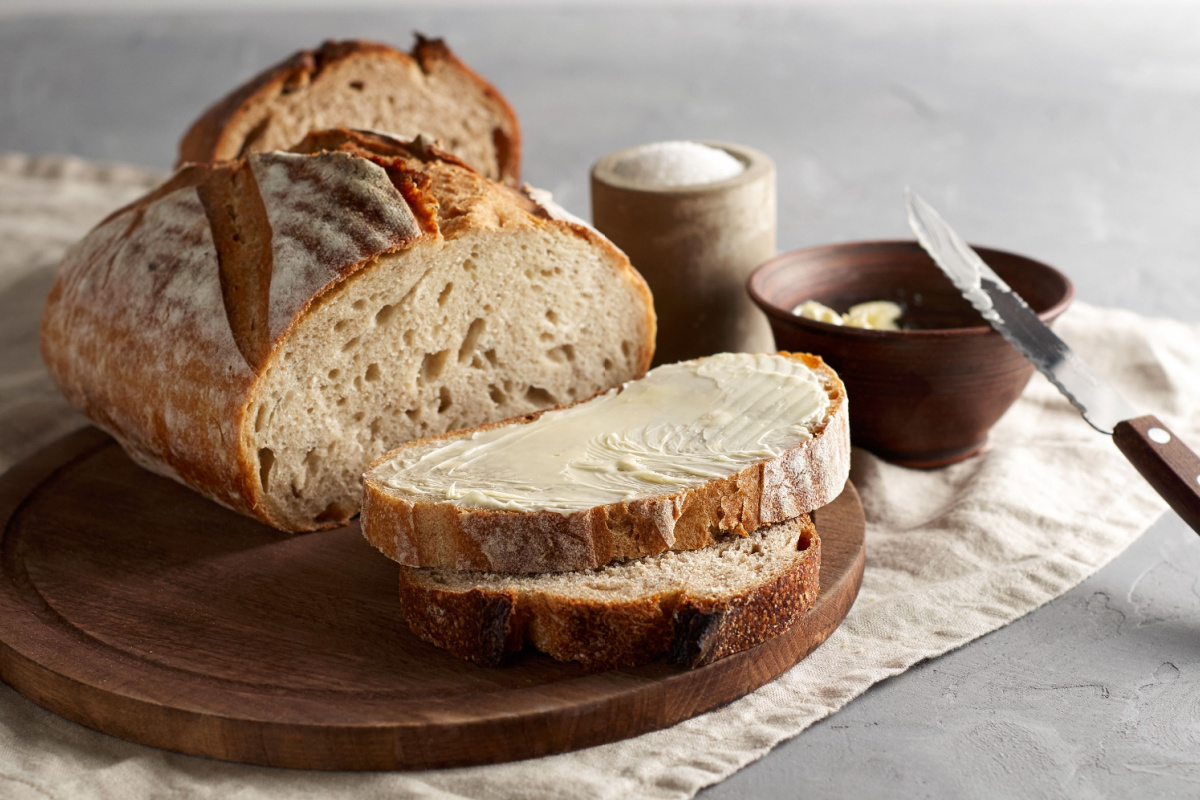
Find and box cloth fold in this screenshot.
[1,154,1197,800]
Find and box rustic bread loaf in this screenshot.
[178,38,521,183]
[399,512,821,669]
[42,129,655,532]
[363,352,849,573]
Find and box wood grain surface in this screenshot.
[0,427,865,771]
[1113,414,1200,534]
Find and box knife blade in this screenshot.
[906,188,1200,534]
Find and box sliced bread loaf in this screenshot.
[178,38,521,183]
[399,512,820,669]
[42,129,654,532]
[363,351,849,573]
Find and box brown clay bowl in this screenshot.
[747,240,1074,467]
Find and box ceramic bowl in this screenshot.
[747,240,1074,467]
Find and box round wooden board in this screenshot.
[0,427,865,771]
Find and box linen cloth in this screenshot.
[1,153,1197,800]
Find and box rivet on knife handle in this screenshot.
[1112,415,1200,533]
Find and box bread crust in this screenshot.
[176,37,522,183]
[362,352,849,573]
[42,129,653,531]
[397,515,821,669]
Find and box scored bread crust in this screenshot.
[362,352,849,573]
[177,37,522,183]
[398,513,822,669]
[41,128,654,531]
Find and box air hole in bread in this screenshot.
[438,283,454,306]
[342,336,361,352]
[257,447,275,493]
[471,354,485,370]
[546,344,575,364]
[365,363,381,382]
[254,404,269,433]
[369,417,383,436]
[352,299,367,311]
[349,80,365,91]
[524,269,533,280]
[315,499,354,524]
[484,348,499,367]
[540,332,553,343]
[463,258,477,272]
[603,358,614,371]
[438,386,453,413]
[545,309,559,324]
[797,534,813,552]
[328,368,340,380]
[488,384,507,405]
[621,340,633,360]
[403,329,415,346]
[422,349,451,382]
[353,411,365,422]
[525,386,556,406]
[375,304,396,326]
[303,449,320,485]
[458,318,486,363]
[406,408,421,422]
[334,319,350,333]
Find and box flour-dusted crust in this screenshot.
[42,129,654,531]
[362,352,849,573]
[398,513,822,669]
[177,38,522,183]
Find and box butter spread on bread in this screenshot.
[362,352,848,573]
[378,353,830,513]
[42,129,654,532]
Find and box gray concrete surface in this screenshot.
[3,3,1199,796]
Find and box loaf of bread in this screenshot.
[399,512,821,669]
[42,129,655,532]
[363,351,849,573]
[178,38,521,183]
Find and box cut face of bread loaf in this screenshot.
[42,129,654,532]
[178,38,521,183]
[399,512,821,669]
[363,351,849,573]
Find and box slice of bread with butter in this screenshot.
[362,351,849,574]
[398,512,821,669]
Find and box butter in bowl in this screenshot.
[747,240,1074,467]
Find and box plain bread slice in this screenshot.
[399,512,821,669]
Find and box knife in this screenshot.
[906,188,1200,534]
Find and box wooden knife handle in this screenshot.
[1113,415,1200,534]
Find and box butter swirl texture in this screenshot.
[380,352,831,513]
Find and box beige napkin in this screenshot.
[1,154,1197,800]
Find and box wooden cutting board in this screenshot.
[0,427,865,771]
